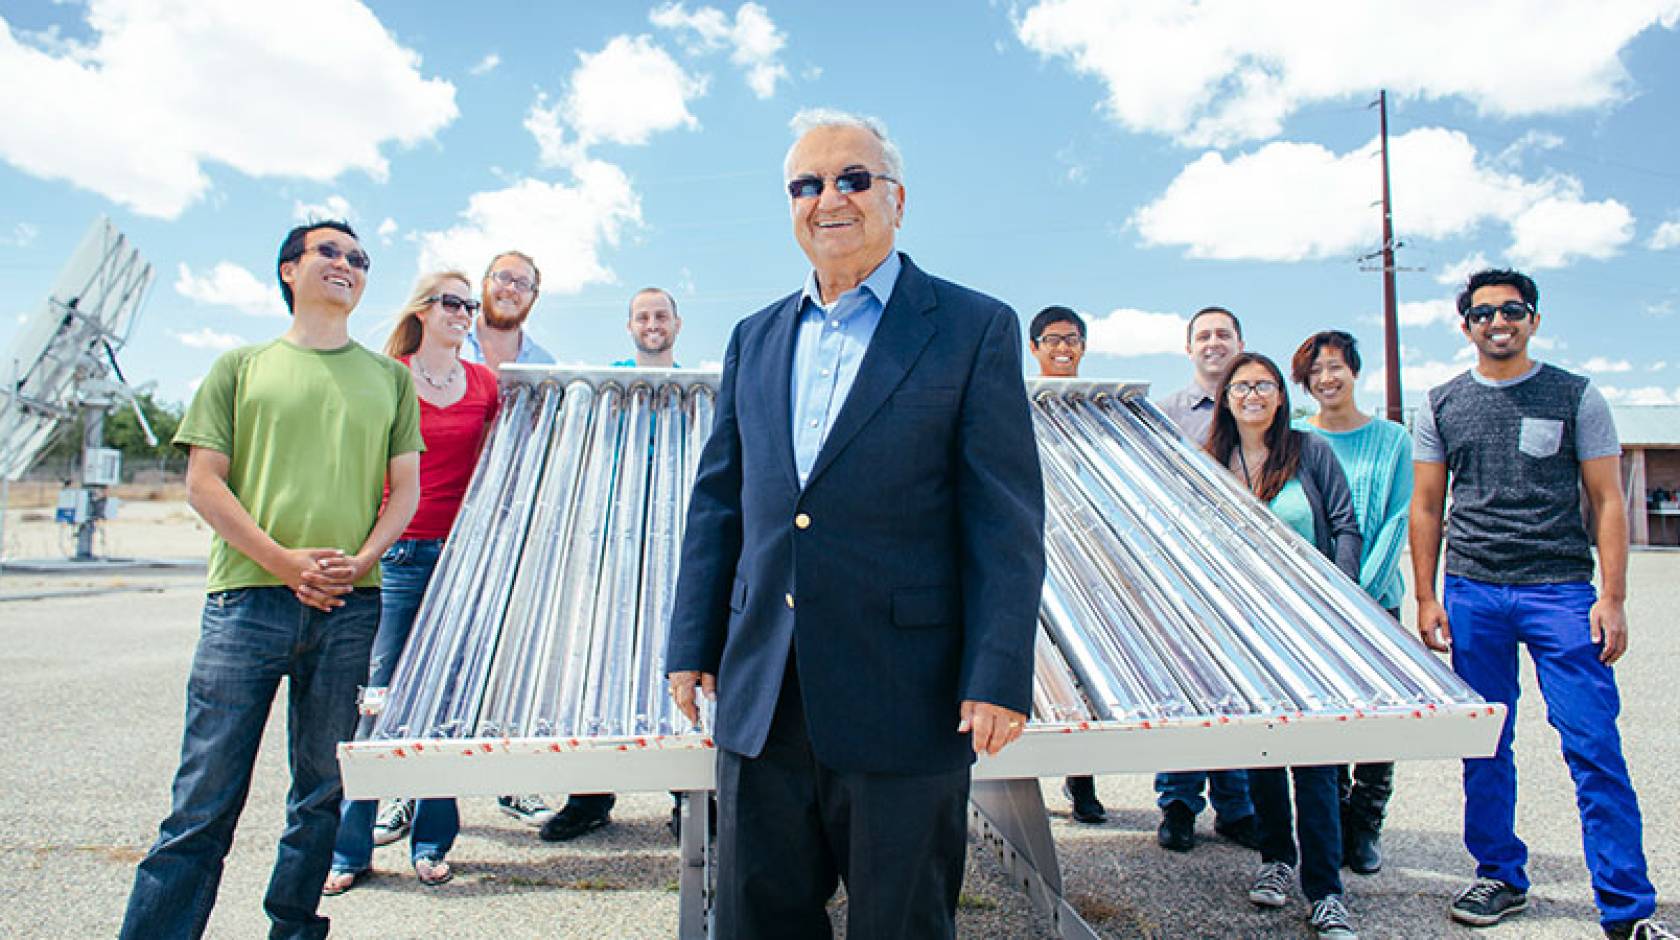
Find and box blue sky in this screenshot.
[2,1,1678,411]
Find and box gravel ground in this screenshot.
[1,549,1673,939]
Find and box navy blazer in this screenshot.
[665,254,1046,775]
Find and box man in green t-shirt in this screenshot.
[121,221,423,940]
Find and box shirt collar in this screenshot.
[799,251,902,315]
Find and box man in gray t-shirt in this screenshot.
[1410,268,1662,938]
[1154,306,1243,447]
[1150,306,1260,854]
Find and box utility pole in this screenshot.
[1376,90,1402,422]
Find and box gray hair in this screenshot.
[783,108,905,183]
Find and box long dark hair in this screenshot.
[1204,352,1301,501]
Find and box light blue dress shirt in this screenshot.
[790,252,902,487]
[460,326,555,365]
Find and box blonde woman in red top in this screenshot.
[324,270,499,894]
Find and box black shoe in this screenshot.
[1343,825,1382,875]
[1214,813,1261,850]
[1062,776,1107,824]
[1605,918,1679,940]
[1449,878,1528,927]
[539,796,616,843]
[1157,802,1196,852]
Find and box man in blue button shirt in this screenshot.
[666,109,1045,939]
[462,250,555,372]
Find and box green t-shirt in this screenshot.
[174,339,424,593]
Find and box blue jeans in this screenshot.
[1446,576,1655,925]
[1251,765,1342,901]
[331,539,459,871]
[1154,769,1253,821]
[121,586,380,940]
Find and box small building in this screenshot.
[1617,405,1680,548]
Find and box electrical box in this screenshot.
[83,447,122,486]
[55,489,90,525]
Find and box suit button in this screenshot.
[785,593,795,609]
[794,513,811,529]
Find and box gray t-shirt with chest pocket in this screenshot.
[1413,361,1620,585]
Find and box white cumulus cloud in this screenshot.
[1507,195,1634,268]
[1132,127,1634,269]
[525,34,705,168]
[1016,0,1680,147]
[377,217,398,246]
[1579,356,1634,373]
[1,221,37,247]
[1084,307,1187,357]
[1398,298,1461,328]
[651,2,789,98]
[292,194,355,223]
[174,262,287,318]
[415,161,642,295]
[1649,220,1680,250]
[1600,385,1680,405]
[1436,251,1492,286]
[173,327,247,351]
[1361,358,1468,397]
[0,0,457,218]
[469,52,500,76]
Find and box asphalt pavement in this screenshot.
[1,553,1673,938]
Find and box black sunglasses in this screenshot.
[1464,300,1532,325]
[308,241,371,272]
[786,169,898,200]
[427,293,480,314]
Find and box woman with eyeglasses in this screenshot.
[1290,331,1413,879]
[324,271,499,895]
[1205,352,1363,940]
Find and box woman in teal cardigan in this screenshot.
[1291,330,1414,877]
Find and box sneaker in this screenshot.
[1248,861,1294,908]
[1214,813,1262,851]
[497,794,555,827]
[1309,894,1358,939]
[1342,824,1382,875]
[372,800,413,847]
[1063,776,1107,824]
[1157,802,1196,852]
[1606,918,1680,940]
[1449,878,1528,927]
[539,795,616,842]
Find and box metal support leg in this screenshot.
[969,778,1100,940]
[676,789,712,939]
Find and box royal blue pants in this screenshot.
[1445,575,1655,925]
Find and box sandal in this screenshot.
[415,857,453,887]
[322,868,367,897]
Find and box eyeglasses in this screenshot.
[426,293,480,314]
[307,241,371,272]
[489,269,535,293]
[1035,333,1085,349]
[786,169,899,200]
[1227,380,1279,399]
[1464,300,1533,325]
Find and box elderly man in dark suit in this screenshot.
[665,109,1046,938]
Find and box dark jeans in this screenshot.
[1446,576,1655,925]
[332,539,459,871]
[1250,764,1343,902]
[121,586,380,940]
[715,661,971,939]
[1154,768,1253,821]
